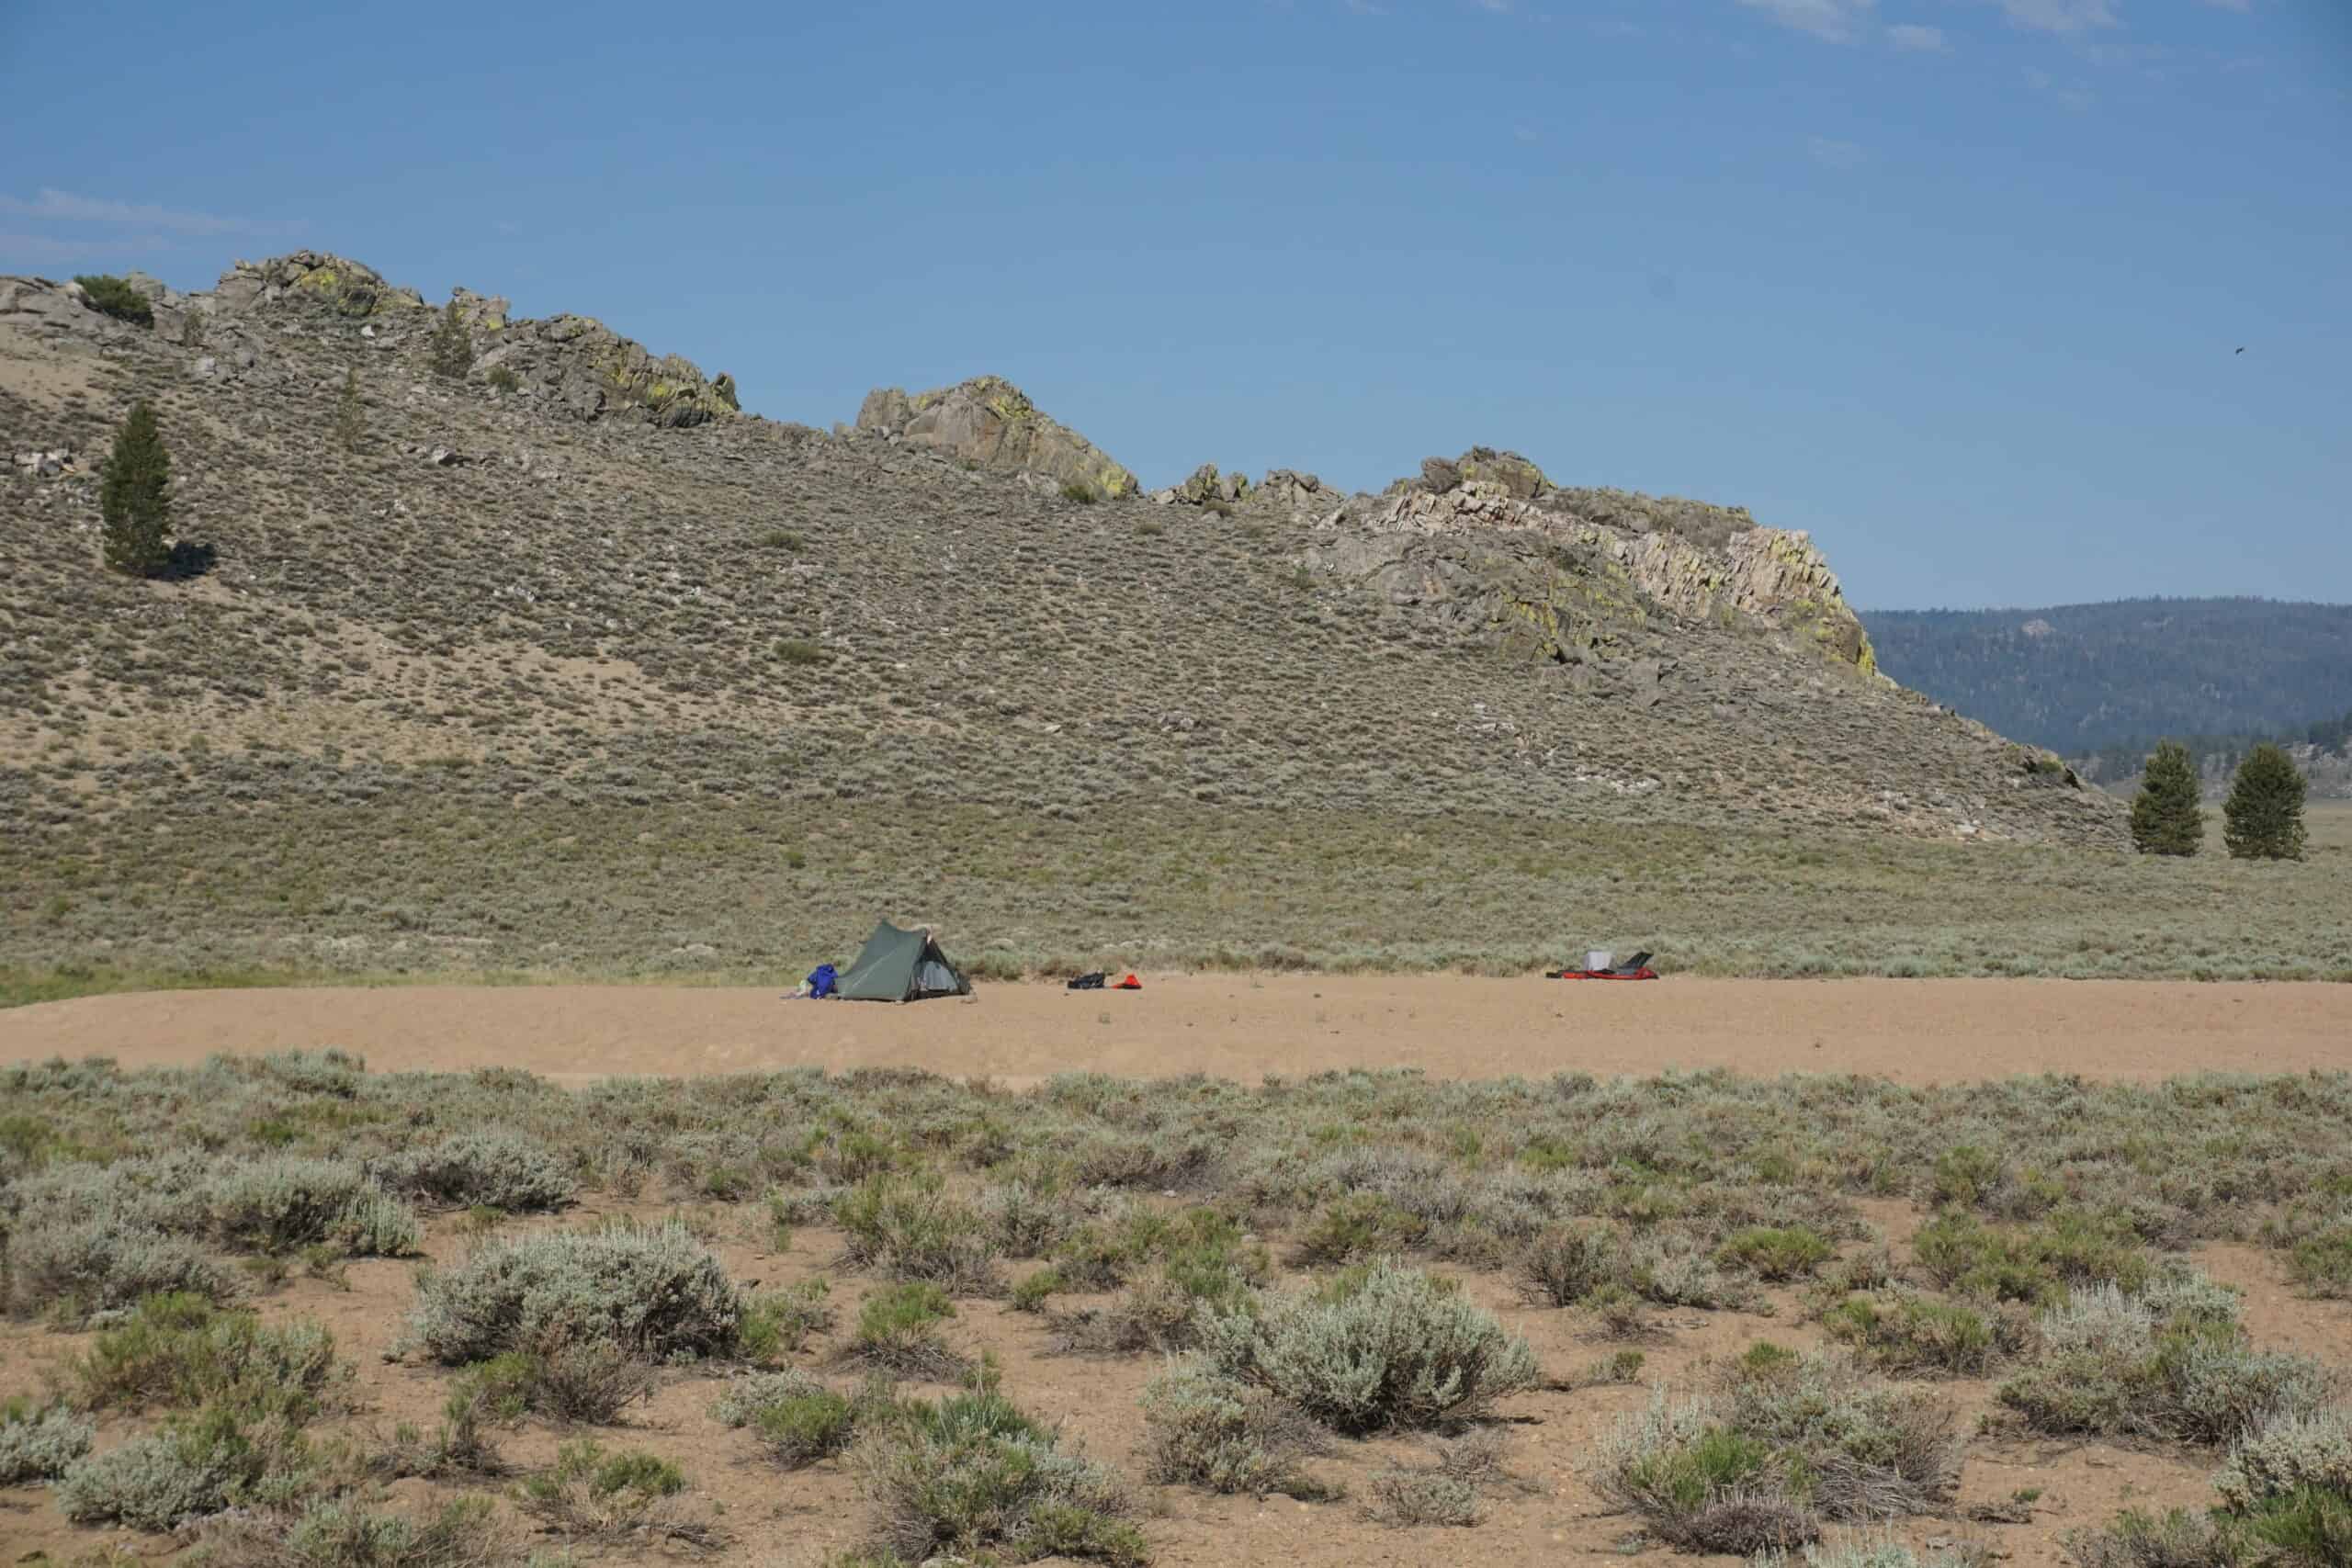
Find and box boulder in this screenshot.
[448,287,510,333]
[853,375,1136,498]
[215,252,428,318]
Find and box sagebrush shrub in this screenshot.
[206,1156,417,1256]
[190,1495,508,1566]
[1597,1391,1819,1552]
[371,1129,574,1211]
[1196,1258,1540,1434]
[1718,1226,1833,1281]
[0,1398,94,1483]
[520,1438,720,1548]
[6,1214,236,1324]
[1823,1290,2009,1375]
[1721,1349,1962,1518]
[1518,1221,1625,1307]
[855,1384,1146,1565]
[2215,1406,2352,1513]
[1998,1280,2329,1445]
[56,1403,296,1531]
[407,1223,742,1364]
[845,1281,964,1375]
[75,273,154,325]
[1139,1359,1327,1498]
[2064,1508,2241,1568]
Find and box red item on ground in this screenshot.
[1549,966,1658,980]
[1115,974,1141,989]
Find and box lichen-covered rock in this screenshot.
[1455,446,1550,500]
[448,287,510,332]
[477,314,740,429]
[1307,479,1877,675]
[854,375,1136,498]
[214,252,427,318]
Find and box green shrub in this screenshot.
[100,400,172,577]
[371,1129,574,1211]
[486,364,522,393]
[1291,1192,1428,1266]
[1717,1226,1833,1282]
[715,1369,858,1467]
[334,366,366,452]
[2223,743,2308,861]
[2242,1485,2352,1568]
[1823,1291,2007,1375]
[2132,742,2206,857]
[1597,1392,1820,1553]
[75,274,153,325]
[1366,1467,1483,1526]
[846,1281,964,1375]
[834,1173,1002,1293]
[1196,1258,1540,1434]
[776,637,831,665]
[1138,1359,1328,1499]
[1929,1145,2006,1209]
[1060,480,1100,505]
[520,1438,720,1549]
[855,1384,1145,1565]
[1912,1209,2147,1303]
[739,1278,836,1360]
[2289,1229,2352,1298]
[1011,1269,1062,1314]
[74,1293,343,1422]
[0,1397,94,1483]
[407,1223,743,1365]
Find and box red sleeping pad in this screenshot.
[1550,966,1657,980]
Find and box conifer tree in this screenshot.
[2222,743,2308,861]
[428,298,473,380]
[335,367,366,451]
[2129,740,2204,856]
[100,400,171,578]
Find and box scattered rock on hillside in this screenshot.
[215,251,427,319]
[855,375,1136,498]
[477,312,740,429]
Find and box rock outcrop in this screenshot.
[857,376,1136,498]
[1306,458,1877,676]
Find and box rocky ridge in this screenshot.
[1,250,2124,858]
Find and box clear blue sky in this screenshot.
[5,0,2346,608]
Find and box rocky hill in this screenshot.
[0,254,2121,840]
[0,254,2133,977]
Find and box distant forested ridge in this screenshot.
[1864,598,2352,752]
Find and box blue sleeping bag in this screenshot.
[807,964,838,998]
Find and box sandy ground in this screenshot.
[6,975,2351,1084]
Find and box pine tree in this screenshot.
[428,299,473,380]
[100,400,171,578]
[334,367,366,451]
[2222,743,2308,861]
[2129,740,2204,856]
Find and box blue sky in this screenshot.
[4,0,2346,608]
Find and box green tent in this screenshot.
[836,920,972,1002]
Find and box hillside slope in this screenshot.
[1867,599,2352,753]
[1,255,2138,978]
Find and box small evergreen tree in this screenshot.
[2222,743,2308,861]
[428,299,473,380]
[2129,740,2204,856]
[99,400,171,578]
[334,367,366,451]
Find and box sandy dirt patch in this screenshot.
[6,975,2350,1083]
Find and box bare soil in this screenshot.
[7,976,2351,1085]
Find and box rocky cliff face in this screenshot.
[855,376,1137,498]
[1316,469,1876,675]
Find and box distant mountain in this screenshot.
[1864,598,2352,752]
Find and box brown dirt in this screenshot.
[7,976,2351,1085]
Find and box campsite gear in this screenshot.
[1550,950,1657,981]
[837,922,972,1001]
[1114,974,1141,990]
[1587,950,1613,973]
[1068,972,1107,991]
[807,964,839,998]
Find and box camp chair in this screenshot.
[1613,952,1654,976]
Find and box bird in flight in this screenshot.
[2235,346,2245,355]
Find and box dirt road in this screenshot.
[5,976,2347,1084]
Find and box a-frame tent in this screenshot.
[836,921,972,1001]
